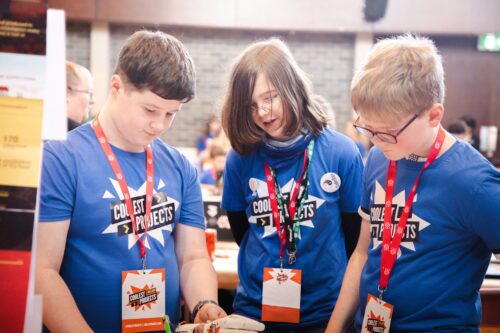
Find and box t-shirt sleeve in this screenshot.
[339,143,364,214]
[360,148,376,219]
[39,142,77,222]
[179,155,205,229]
[221,150,247,211]
[199,169,215,185]
[466,171,500,253]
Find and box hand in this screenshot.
[177,314,265,333]
[194,303,227,323]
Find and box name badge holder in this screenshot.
[92,117,166,332]
[361,128,445,333]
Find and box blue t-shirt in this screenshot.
[199,168,216,185]
[39,124,205,333]
[196,134,213,153]
[355,140,500,332]
[221,128,364,327]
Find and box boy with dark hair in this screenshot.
[36,30,226,332]
[327,34,500,332]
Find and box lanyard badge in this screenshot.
[361,127,445,333]
[92,116,154,269]
[264,140,314,267]
[92,117,166,332]
[261,140,313,324]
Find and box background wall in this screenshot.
[67,24,355,147]
[60,0,500,161]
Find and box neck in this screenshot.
[413,126,455,158]
[98,100,145,153]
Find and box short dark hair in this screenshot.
[221,38,329,155]
[447,121,466,134]
[460,115,477,129]
[115,30,196,102]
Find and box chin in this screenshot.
[381,151,404,161]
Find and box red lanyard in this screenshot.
[379,127,445,293]
[264,149,309,265]
[91,116,154,267]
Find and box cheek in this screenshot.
[251,113,262,126]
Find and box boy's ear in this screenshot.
[110,74,123,96]
[427,103,444,128]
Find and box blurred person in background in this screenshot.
[66,61,95,131]
[460,115,480,150]
[200,143,227,196]
[447,119,469,141]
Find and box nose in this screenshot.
[256,106,270,117]
[149,117,170,134]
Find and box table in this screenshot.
[213,242,239,289]
[212,246,500,328]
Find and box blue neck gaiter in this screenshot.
[258,131,313,170]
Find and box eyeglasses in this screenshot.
[353,113,419,144]
[68,86,94,101]
[249,95,279,114]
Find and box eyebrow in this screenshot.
[359,119,399,133]
[143,103,181,113]
[257,89,277,99]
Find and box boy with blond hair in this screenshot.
[327,34,500,332]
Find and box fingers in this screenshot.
[195,303,227,323]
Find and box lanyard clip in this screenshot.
[288,250,296,265]
[280,257,284,271]
[378,285,386,301]
[142,255,147,272]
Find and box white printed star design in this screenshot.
[371,181,430,255]
[248,177,325,238]
[101,178,178,249]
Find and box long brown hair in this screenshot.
[221,38,329,155]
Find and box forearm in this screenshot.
[179,256,219,312]
[326,250,367,333]
[36,268,92,333]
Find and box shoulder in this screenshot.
[151,138,197,171]
[43,124,94,164]
[445,140,499,184]
[316,128,360,157]
[225,148,246,165]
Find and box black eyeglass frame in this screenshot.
[352,113,420,144]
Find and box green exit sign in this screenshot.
[478,33,500,51]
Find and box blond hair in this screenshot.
[66,61,87,88]
[351,34,445,120]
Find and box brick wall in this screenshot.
[67,23,355,147]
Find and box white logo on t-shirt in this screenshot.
[320,172,341,193]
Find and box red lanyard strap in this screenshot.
[264,141,312,266]
[91,116,154,266]
[379,127,445,293]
